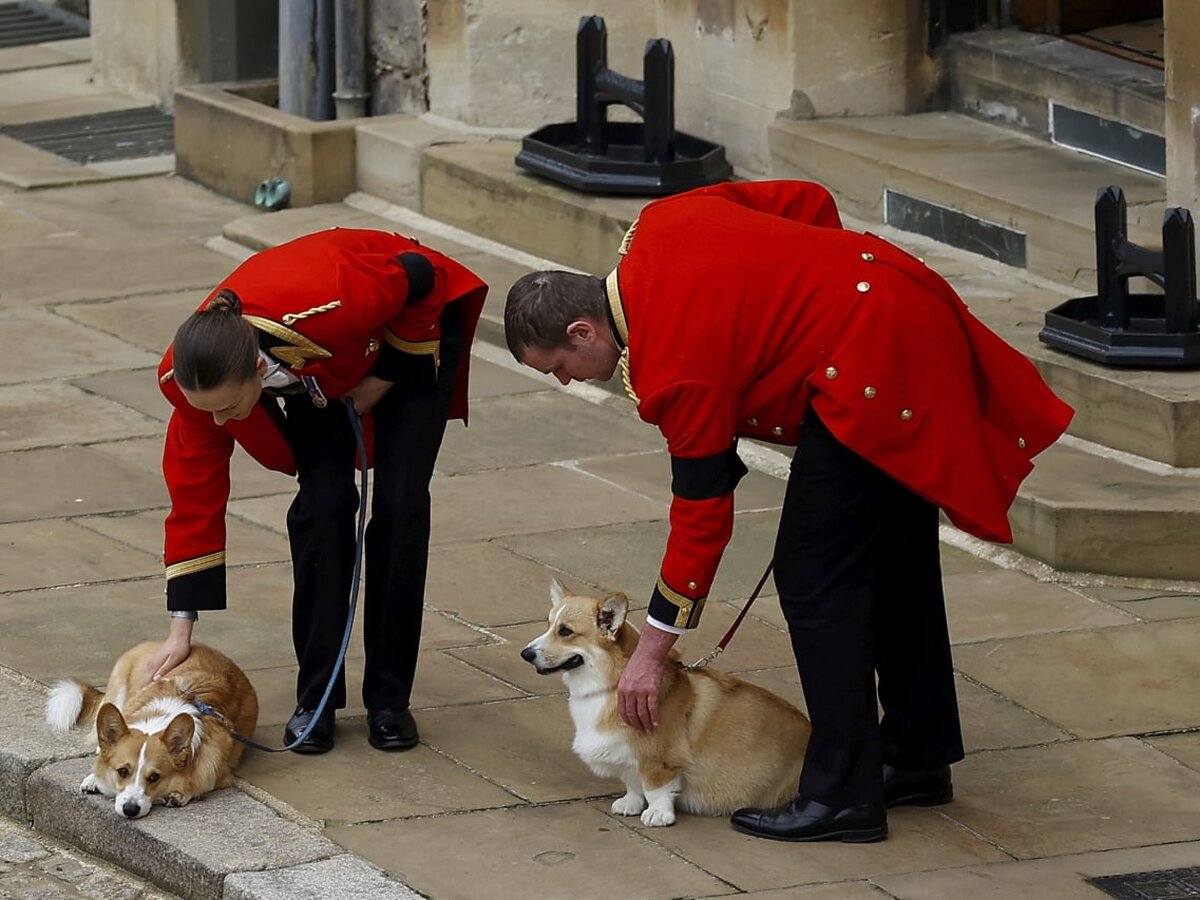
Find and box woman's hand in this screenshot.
[141,617,194,688]
[345,375,394,415]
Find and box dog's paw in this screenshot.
[611,793,646,816]
[640,806,676,827]
[79,773,100,795]
[163,791,191,808]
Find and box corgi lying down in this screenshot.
[522,581,810,826]
[45,641,258,819]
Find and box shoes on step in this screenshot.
[883,764,953,808]
[730,796,887,843]
[368,707,419,751]
[283,705,335,754]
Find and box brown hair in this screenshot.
[503,271,607,357]
[172,290,258,391]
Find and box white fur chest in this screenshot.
[565,675,635,778]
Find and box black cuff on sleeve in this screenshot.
[397,252,435,304]
[372,344,438,390]
[167,565,227,612]
[670,440,748,501]
[647,579,705,630]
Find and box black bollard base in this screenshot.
[1040,293,1200,366]
[516,122,732,196]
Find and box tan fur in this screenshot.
[47,642,258,817]
[523,584,810,825]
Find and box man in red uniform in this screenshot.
[504,180,1072,841]
[151,227,487,753]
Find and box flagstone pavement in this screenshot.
[4,40,1200,900]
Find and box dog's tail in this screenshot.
[45,679,103,731]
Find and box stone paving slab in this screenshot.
[28,758,345,900]
[0,380,161,452]
[54,291,205,355]
[76,509,291,570]
[615,802,1007,893]
[237,718,520,825]
[426,462,667,546]
[72,367,173,422]
[418,695,616,803]
[946,738,1200,858]
[0,668,91,821]
[0,307,159,384]
[0,238,231,307]
[873,839,1200,899]
[425,541,598,627]
[326,801,733,900]
[0,133,110,189]
[497,511,782,606]
[0,518,161,592]
[943,568,1134,645]
[223,853,420,900]
[0,445,168,524]
[436,388,664,475]
[955,618,1200,738]
[0,38,90,75]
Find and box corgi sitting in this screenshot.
[45,641,258,819]
[521,580,811,827]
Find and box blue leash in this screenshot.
[189,398,368,752]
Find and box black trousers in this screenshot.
[279,313,461,713]
[774,410,964,808]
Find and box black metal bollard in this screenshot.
[515,15,731,195]
[1039,186,1200,367]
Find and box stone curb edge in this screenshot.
[0,671,421,900]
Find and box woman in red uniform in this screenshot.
[504,180,1072,841]
[149,227,487,754]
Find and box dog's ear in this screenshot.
[162,713,195,765]
[96,703,128,750]
[597,593,629,640]
[550,578,567,609]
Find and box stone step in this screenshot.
[767,110,1165,287]
[946,29,1163,154]
[218,198,1200,584]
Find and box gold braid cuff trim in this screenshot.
[166,551,225,580]
[244,315,332,371]
[655,576,706,629]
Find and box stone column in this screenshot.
[1165,0,1200,216]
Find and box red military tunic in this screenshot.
[158,227,488,610]
[606,180,1074,630]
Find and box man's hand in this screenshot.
[617,623,679,732]
[345,375,394,415]
[141,617,193,688]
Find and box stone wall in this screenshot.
[1165,0,1200,216]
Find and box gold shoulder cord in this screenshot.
[619,349,639,406]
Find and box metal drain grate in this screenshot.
[1089,866,1200,899]
[0,1,89,49]
[0,107,174,163]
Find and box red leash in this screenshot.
[681,560,774,671]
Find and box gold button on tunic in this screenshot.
[825,366,838,380]
[856,281,871,293]
[863,386,877,399]
[900,409,914,421]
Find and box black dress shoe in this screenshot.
[283,705,335,754]
[368,707,419,751]
[883,764,953,808]
[730,796,887,843]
